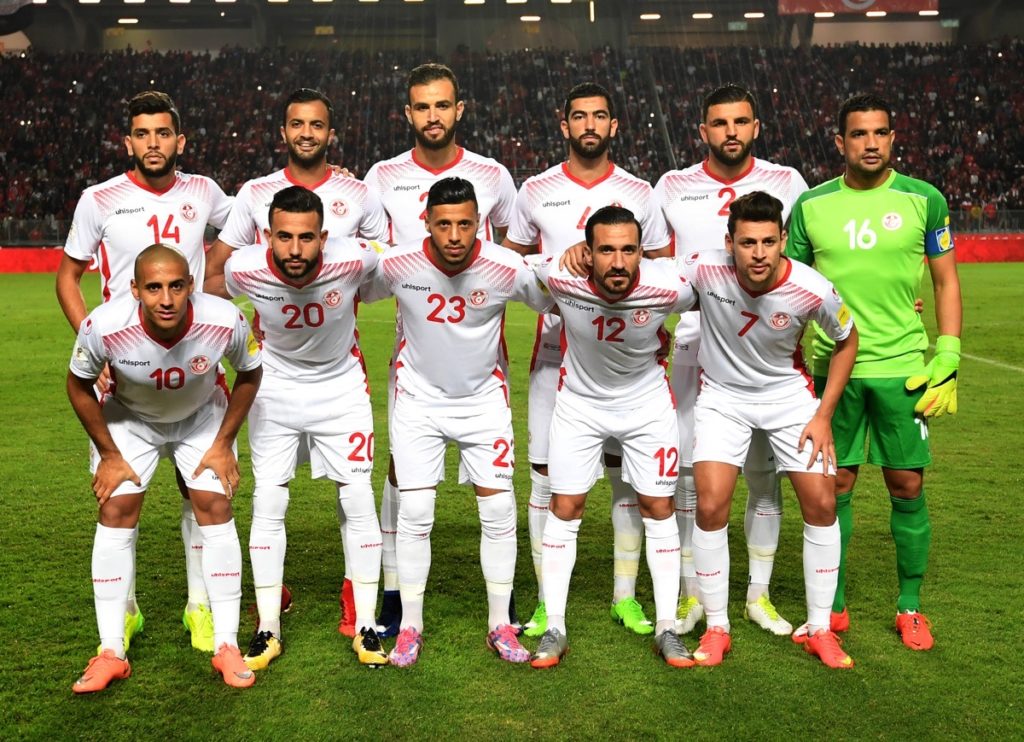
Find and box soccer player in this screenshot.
[503,82,671,639]
[56,90,234,654]
[787,94,962,650]
[205,87,388,636]
[653,84,809,636]
[223,187,386,669]
[528,206,696,670]
[683,192,858,669]
[362,63,518,636]
[360,177,552,668]
[68,244,262,692]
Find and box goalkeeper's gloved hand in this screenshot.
[905,335,960,417]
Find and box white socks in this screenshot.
[477,491,517,630]
[643,516,681,634]
[527,468,551,603]
[249,484,289,636]
[540,512,580,635]
[608,466,642,602]
[743,468,782,603]
[182,500,208,611]
[674,468,698,600]
[199,519,242,649]
[693,523,730,632]
[803,520,840,633]
[396,488,436,632]
[338,482,383,631]
[92,523,136,658]
[380,478,400,592]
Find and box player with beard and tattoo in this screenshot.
[361,63,518,638]
[503,82,671,640]
[58,90,234,657]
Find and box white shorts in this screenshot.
[92,392,232,497]
[248,372,374,485]
[692,387,832,474]
[390,392,515,491]
[673,363,776,473]
[527,361,559,464]
[548,389,678,497]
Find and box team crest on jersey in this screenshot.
[882,212,902,231]
[189,355,211,374]
[330,199,348,217]
[180,202,198,223]
[769,312,792,330]
[684,252,699,265]
[470,289,488,307]
[631,309,652,327]
[324,290,342,308]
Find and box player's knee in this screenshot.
[882,468,923,500]
[98,494,143,528]
[252,484,289,522]
[637,495,674,520]
[531,462,548,476]
[397,488,436,539]
[190,491,233,525]
[550,494,586,521]
[747,544,777,561]
[477,491,516,540]
[743,468,782,503]
[337,481,376,519]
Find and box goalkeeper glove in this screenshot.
[905,335,960,417]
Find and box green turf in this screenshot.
[0,264,1021,739]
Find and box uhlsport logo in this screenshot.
[180,202,198,223]
[189,355,211,374]
[324,290,342,308]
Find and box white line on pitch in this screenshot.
[930,344,1024,373]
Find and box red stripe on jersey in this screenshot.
[792,346,815,397]
[492,368,510,407]
[560,161,615,190]
[215,368,231,401]
[668,231,676,259]
[252,311,264,349]
[529,314,545,373]
[99,241,112,302]
[352,343,371,395]
[557,366,567,392]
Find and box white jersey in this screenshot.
[64,171,232,300]
[536,257,695,410]
[361,239,552,407]
[655,158,808,365]
[507,162,670,367]
[217,169,389,249]
[679,250,852,403]
[223,237,379,382]
[69,293,261,424]
[363,147,517,245]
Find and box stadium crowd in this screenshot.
[1,39,1021,224]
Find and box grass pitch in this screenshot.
[0,263,1021,739]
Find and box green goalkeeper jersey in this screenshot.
[786,170,955,378]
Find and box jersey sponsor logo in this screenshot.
[116,358,151,367]
[677,194,710,202]
[252,292,284,302]
[631,308,652,326]
[469,289,488,307]
[114,207,145,216]
[684,252,699,265]
[563,297,596,313]
[330,199,349,217]
[769,312,792,330]
[394,184,420,192]
[542,200,571,208]
[189,355,211,374]
[180,202,198,223]
[882,212,902,231]
[401,283,430,292]
[706,290,736,306]
[324,289,342,308]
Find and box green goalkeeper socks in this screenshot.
[832,491,854,613]
[891,492,931,613]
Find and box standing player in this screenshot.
[204,87,388,637]
[682,192,858,669]
[528,206,696,670]
[69,245,262,692]
[503,82,671,639]
[223,187,386,670]
[787,94,962,650]
[362,63,518,636]
[360,178,552,668]
[56,90,234,654]
[653,84,809,637]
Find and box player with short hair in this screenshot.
[682,192,858,669]
[503,82,672,639]
[69,244,262,693]
[362,62,519,637]
[223,186,386,670]
[528,206,696,669]
[57,90,234,654]
[652,84,810,637]
[786,94,962,650]
[360,177,552,668]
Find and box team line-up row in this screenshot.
[60,65,961,692]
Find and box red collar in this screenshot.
[139,300,193,348]
[561,161,615,189]
[735,256,791,297]
[423,237,480,276]
[588,267,640,303]
[284,166,332,191]
[126,170,177,196]
[701,157,755,186]
[411,146,465,175]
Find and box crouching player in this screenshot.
[69,244,262,692]
[682,192,859,669]
[529,206,698,669]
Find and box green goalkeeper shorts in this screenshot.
[813,376,932,470]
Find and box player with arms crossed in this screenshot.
[360,177,551,668]
[57,90,234,654]
[223,187,386,670]
[68,244,262,692]
[682,192,859,669]
[363,63,518,636]
[653,84,810,637]
[787,94,962,650]
[504,82,672,639]
[529,206,696,669]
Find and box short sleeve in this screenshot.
[814,282,854,343]
[217,182,257,249]
[357,186,390,241]
[504,186,539,246]
[488,165,518,229]
[207,180,234,230]
[785,196,814,266]
[224,309,262,372]
[69,315,106,379]
[64,192,104,263]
